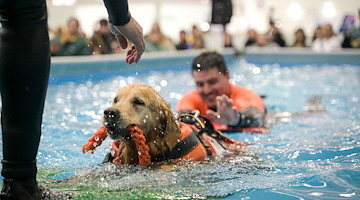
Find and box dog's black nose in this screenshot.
[104,108,119,118]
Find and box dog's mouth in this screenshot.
[104,122,131,140]
[103,108,133,140]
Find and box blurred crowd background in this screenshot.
[47,0,360,56]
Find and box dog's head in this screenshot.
[103,84,180,152]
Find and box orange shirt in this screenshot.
[176,83,265,130]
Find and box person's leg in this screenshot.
[0,0,50,199]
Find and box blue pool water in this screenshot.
[1,51,360,199]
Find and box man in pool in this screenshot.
[176,51,266,132]
[0,0,144,199]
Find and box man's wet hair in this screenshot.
[191,51,228,75]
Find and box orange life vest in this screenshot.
[176,84,267,133]
[83,122,246,166]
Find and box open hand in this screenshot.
[206,95,240,126]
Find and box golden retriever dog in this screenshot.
[103,83,181,165]
[83,83,246,166]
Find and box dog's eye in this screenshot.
[133,98,145,106]
[113,97,118,104]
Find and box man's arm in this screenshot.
[229,106,264,128]
[103,0,130,26]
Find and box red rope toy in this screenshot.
[82,125,151,166]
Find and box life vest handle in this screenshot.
[178,110,206,129]
[178,111,232,146]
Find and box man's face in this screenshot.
[193,68,230,108]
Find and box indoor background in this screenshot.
[48,0,359,50]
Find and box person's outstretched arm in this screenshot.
[103,0,145,64]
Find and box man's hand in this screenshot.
[109,16,145,64]
[206,95,240,126]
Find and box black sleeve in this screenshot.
[228,106,264,128]
[103,0,131,26]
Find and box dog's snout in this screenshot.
[104,108,119,118]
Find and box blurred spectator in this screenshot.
[224,32,233,47]
[339,14,356,48]
[350,27,360,48]
[249,33,279,48]
[51,17,91,56]
[312,26,322,42]
[291,28,307,47]
[91,19,120,54]
[188,25,205,49]
[244,29,257,47]
[311,23,342,52]
[48,26,62,41]
[342,28,353,48]
[349,10,360,48]
[267,21,286,47]
[144,22,175,52]
[176,30,191,50]
[192,36,205,49]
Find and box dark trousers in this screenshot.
[0,0,50,179]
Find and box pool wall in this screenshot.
[50,48,360,78]
[50,49,227,76]
[243,48,360,65]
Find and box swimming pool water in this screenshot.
[1,55,359,199]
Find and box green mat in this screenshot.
[35,165,213,200]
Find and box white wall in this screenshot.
[47,0,360,48]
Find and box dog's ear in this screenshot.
[160,101,180,149]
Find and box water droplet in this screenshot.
[160,80,167,87]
